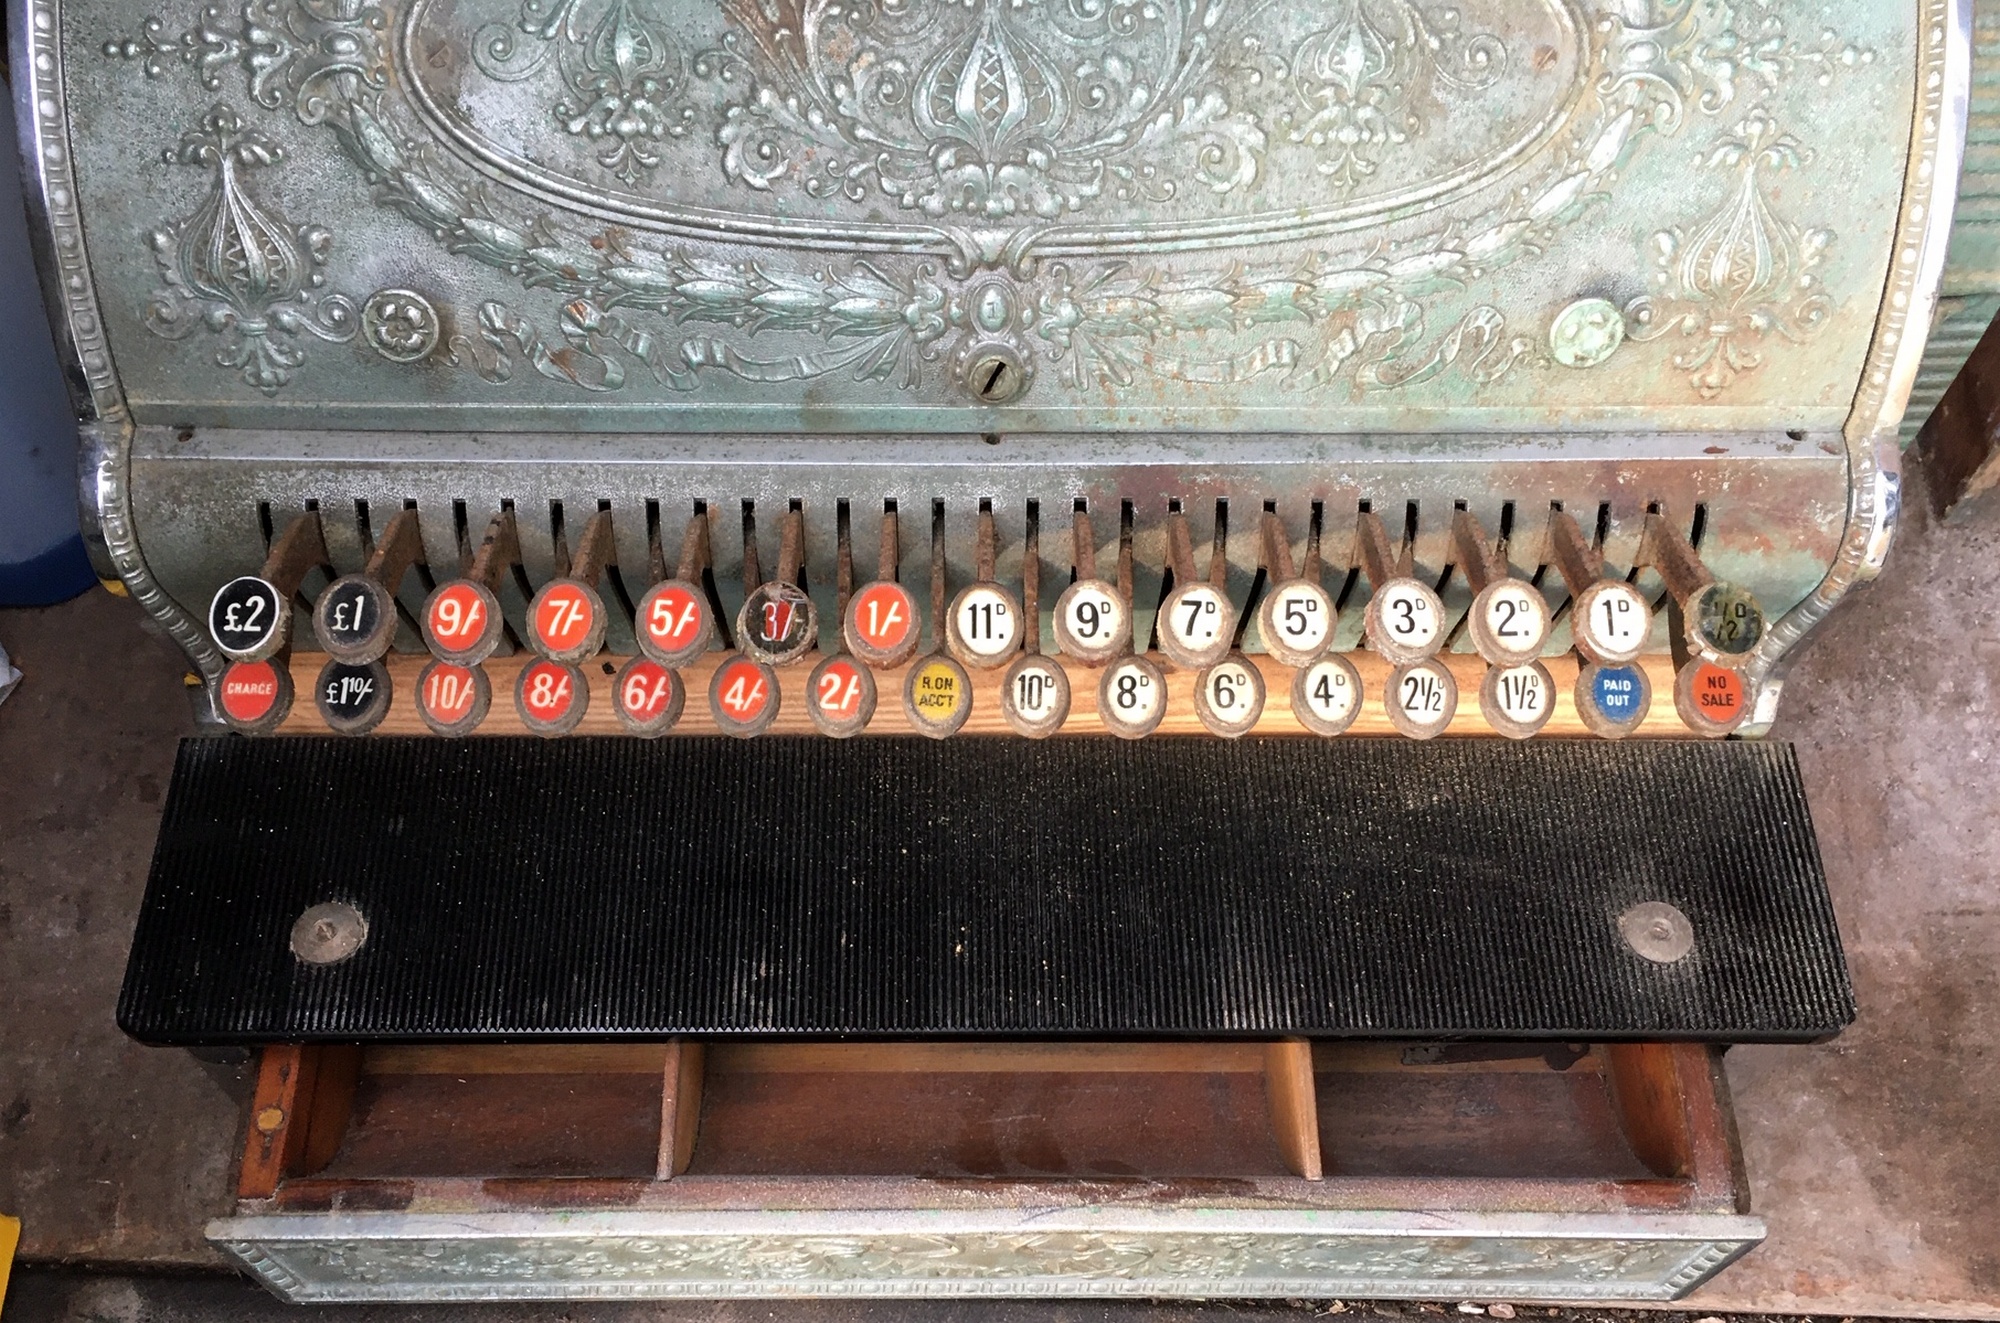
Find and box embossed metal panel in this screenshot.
[52,0,1916,432]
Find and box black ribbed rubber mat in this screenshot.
[118,736,1851,1043]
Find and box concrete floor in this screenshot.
[0,459,1994,1318]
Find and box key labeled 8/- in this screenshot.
[516,658,588,736]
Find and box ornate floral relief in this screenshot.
[109,0,392,125]
[1624,109,1831,398]
[473,0,697,184]
[143,104,357,394]
[1279,0,1506,192]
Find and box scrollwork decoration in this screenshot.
[143,103,357,394]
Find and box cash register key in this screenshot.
[844,580,921,669]
[634,580,714,669]
[1365,579,1447,666]
[1098,653,1167,740]
[1675,658,1752,737]
[1194,653,1266,738]
[1000,653,1071,738]
[737,581,818,667]
[946,583,1023,669]
[1480,659,1556,740]
[1688,581,1766,661]
[904,654,973,738]
[1052,579,1128,666]
[1157,580,1235,671]
[807,654,877,738]
[416,659,491,737]
[313,575,403,665]
[1576,661,1652,739]
[515,657,589,737]
[1292,655,1363,737]
[1257,579,1335,668]
[613,657,685,737]
[1468,580,1551,669]
[1385,657,1458,740]
[422,580,506,667]
[209,577,291,664]
[1570,580,1653,667]
[315,658,393,736]
[710,654,781,738]
[527,579,610,664]
[218,659,293,734]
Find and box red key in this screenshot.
[425,582,496,659]
[636,581,711,668]
[846,581,918,666]
[710,655,779,737]
[417,660,489,736]
[219,659,290,733]
[516,658,587,736]
[614,657,684,737]
[530,582,600,659]
[808,655,875,737]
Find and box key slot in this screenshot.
[313,506,426,665]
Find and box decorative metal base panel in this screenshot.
[119,735,1852,1043]
[212,1209,1763,1302]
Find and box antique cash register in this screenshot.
[14,0,1970,1301]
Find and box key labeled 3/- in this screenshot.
[416,659,490,737]
[738,582,817,666]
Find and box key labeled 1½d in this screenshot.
[1195,654,1265,738]
[1292,654,1363,737]
[416,659,490,737]
[613,657,684,737]
[1385,657,1457,740]
[1480,659,1556,740]
[316,658,392,736]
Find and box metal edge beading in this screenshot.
[1746,0,1970,731]
[13,0,224,687]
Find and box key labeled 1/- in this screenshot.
[416,659,490,737]
[1386,658,1457,740]
[1292,655,1363,737]
[1480,660,1555,740]
[710,655,781,737]
[516,658,588,736]
[844,581,920,668]
[614,657,684,737]
[808,655,876,738]
[218,659,293,734]
[1001,654,1071,738]
[316,659,392,736]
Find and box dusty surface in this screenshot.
[0,461,1994,1314]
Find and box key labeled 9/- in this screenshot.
[1098,654,1167,739]
[711,655,780,737]
[218,659,293,734]
[1052,579,1127,666]
[845,581,920,668]
[1194,654,1265,738]
[1364,579,1445,665]
[808,655,876,738]
[1468,580,1550,668]
[1157,581,1235,671]
[1257,580,1335,667]
[1001,654,1071,738]
[416,659,491,737]
[209,577,290,662]
[1570,580,1651,667]
[422,580,506,666]
[1292,655,1363,737]
[1385,658,1457,740]
[946,584,1022,669]
[635,580,713,669]
[316,658,392,736]
[527,580,607,663]
[1480,660,1555,740]
[516,658,588,736]
[613,657,684,737]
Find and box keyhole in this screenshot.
[968,352,1025,403]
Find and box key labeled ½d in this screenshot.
[1098,653,1167,739]
[1576,661,1652,739]
[415,659,490,737]
[1195,653,1265,738]
[808,654,876,738]
[1547,509,1652,667]
[1356,511,1445,666]
[421,509,518,666]
[946,507,1023,669]
[1676,658,1752,736]
[515,657,588,737]
[904,654,973,738]
[844,507,920,668]
[1157,510,1236,671]
[209,510,329,664]
[527,509,618,664]
[1385,657,1457,740]
[1052,505,1127,666]
[635,510,716,669]
[1292,654,1363,737]
[613,657,684,737]
[1642,512,1765,665]
[1255,511,1334,667]
[1480,659,1556,740]
[737,508,818,667]
[710,654,780,738]
[1452,509,1549,667]
[315,658,392,736]
[217,659,293,735]
[314,507,427,665]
